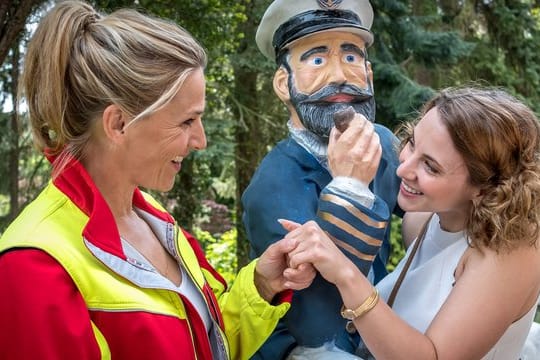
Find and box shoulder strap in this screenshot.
[387,214,433,308]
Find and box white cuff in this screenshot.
[325,176,375,209]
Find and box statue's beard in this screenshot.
[289,81,376,141]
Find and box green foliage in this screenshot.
[452,1,540,113]
[374,63,435,124]
[0,107,49,232]
[0,194,9,218]
[4,0,540,279]
[387,215,405,272]
[370,0,475,128]
[0,112,11,194]
[408,30,475,67]
[194,227,238,285]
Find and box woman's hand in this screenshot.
[283,220,356,288]
[254,221,316,302]
[328,114,382,186]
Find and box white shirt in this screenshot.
[376,214,537,359]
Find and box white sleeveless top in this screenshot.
[376,214,537,359]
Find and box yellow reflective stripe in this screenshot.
[220,260,288,360]
[202,268,226,297]
[0,184,189,318]
[0,184,234,358]
[175,229,206,287]
[91,321,111,359]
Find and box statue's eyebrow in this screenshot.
[341,43,366,58]
[300,44,366,62]
[300,46,328,61]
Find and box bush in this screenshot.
[387,215,405,272]
[194,227,237,285]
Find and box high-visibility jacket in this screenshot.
[0,157,291,360]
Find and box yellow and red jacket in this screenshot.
[0,157,291,360]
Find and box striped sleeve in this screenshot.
[317,184,390,276]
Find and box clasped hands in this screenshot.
[254,219,352,303]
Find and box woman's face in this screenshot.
[396,107,479,230]
[124,68,207,192]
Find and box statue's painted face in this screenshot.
[286,31,375,139]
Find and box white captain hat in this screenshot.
[256,0,374,61]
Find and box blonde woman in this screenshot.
[0,2,315,359]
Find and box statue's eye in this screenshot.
[344,54,357,63]
[309,56,325,66]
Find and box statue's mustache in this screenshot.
[300,84,373,103]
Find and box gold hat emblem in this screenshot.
[317,0,343,9]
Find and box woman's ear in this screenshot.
[273,67,291,103]
[102,104,126,142]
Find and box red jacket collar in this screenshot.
[47,152,174,259]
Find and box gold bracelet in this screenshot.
[340,288,379,320]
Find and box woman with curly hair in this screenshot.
[282,87,540,359]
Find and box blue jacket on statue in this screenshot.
[242,124,402,359]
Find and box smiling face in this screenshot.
[274,30,375,139]
[123,68,207,192]
[397,107,480,231]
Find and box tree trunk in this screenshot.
[437,0,463,21]
[233,71,260,269]
[174,157,195,231]
[232,0,267,269]
[0,0,43,67]
[410,0,436,86]
[8,42,20,222]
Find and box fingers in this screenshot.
[342,116,377,156]
[338,114,370,142]
[285,220,324,247]
[278,218,301,232]
[283,263,316,290]
[269,220,355,288]
[261,236,297,264]
[329,126,339,149]
[357,131,382,173]
[285,221,331,269]
[328,113,382,182]
[284,279,314,290]
[288,251,317,270]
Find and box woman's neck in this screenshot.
[437,211,467,233]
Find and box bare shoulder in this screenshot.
[478,239,540,276]
[459,240,540,317]
[429,241,540,359]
